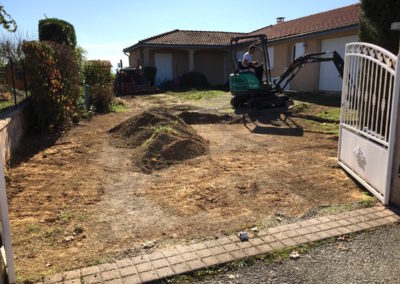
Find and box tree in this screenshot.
[359,0,400,54]
[0,5,16,32]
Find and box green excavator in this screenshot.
[229,34,344,108]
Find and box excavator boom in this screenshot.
[273,51,344,92]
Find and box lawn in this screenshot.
[167,89,228,100]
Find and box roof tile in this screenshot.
[250,4,360,40]
[124,4,360,51]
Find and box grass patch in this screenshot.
[291,92,341,107]
[307,120,339,135]
[316,108,340,123]
[110,100,127,113]
[361,192,375,207]
[168,242,329,283]
[142,123,179,147]
[167,89,227,101]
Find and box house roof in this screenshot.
[123,30,245,52]
[249,3,360,41]
[123,4,360,52]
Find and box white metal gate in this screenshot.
[338,42,400,204]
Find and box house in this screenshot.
[122,30,244,85]
[248,3,360,92]
[123,3,360,92]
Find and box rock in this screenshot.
[64,235,75,242]
[142,240,155,249]
[250,226,259,232]
[290,250,300,260]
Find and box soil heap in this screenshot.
[110,108,208,172]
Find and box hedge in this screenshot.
[23,41,80,131]
[84,60,114,113]
[39,18,77,48]
[180,71,209,87]
[83,60,113,86]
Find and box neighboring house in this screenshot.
[123,30,244,85]
[249,3,360,92]
[123,3,360,92]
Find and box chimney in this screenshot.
[276,17,285,24]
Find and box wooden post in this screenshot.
[389,22,400,207]
[22,61,28,99]
[9,59,17,106]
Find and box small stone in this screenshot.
[64,235,75,242]
[290,250,300,260]
[250,226,258,232]
[142,240,155,249]
[45,262,52,267]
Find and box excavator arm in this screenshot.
[273,51,344,92]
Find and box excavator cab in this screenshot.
[229,34,288,108]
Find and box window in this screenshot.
[293,42,305,60]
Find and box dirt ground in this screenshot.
[6,92,369,282]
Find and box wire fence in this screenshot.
[0,59,29,113]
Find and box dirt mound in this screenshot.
[110,108,208,172]
[178,111,246,124]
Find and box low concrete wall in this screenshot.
[0,102,29,166]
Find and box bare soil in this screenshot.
[110,108,208,172]
[6,93,367,282]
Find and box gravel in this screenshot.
[193,224,400,284]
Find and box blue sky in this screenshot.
[3,0,358,69]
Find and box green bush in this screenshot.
[39,18,77,48]
[143,66,157,86]
[22,41,80,131]
[84,60,114,113]
[87,84,113,113]
[83,60,113,86]
[180,71,209,87]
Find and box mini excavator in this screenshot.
[229,34,344,108]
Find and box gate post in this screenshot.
[389,22,400,207]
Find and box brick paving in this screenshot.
[37,206,399,284]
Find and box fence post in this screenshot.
[22,61,28,99]
[389,22,400,207]
[8,59,17,107]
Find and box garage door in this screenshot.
[154,53,172,85]
[319,35,358,91]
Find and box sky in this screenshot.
[3,0,359,70]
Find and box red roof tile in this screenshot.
[124,4,360,51]
[124,30,245,51]
[249,4,360,40]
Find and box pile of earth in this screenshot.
[110,108,208,172]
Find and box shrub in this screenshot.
[22,40,80,131]
[180,71,209,87]
[143,66,157,86]
[83,60,113,86]
[84,60,114,113]
[87,84,113,113]
[39,18,77,48]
